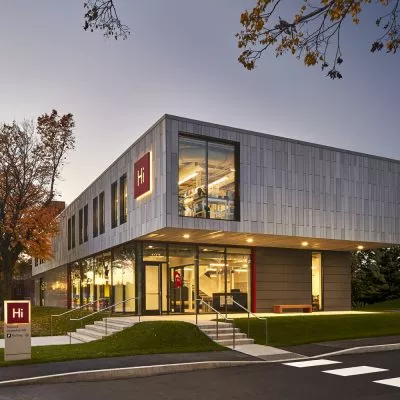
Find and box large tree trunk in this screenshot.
[0,253,16,320]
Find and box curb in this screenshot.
[0,360,265,387]
[309,342,400,358]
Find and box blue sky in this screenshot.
[0,1,398,203]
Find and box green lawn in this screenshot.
[234,313,400,347]
[0,306,117,338]
[0,321,223,366]
[354,298,400,312]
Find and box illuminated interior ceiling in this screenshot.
[140,228,392,251]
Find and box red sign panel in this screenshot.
[134,152,151,199]
[174,271,182,288]
[5,301,31,324]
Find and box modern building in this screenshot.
[32,115,400,314]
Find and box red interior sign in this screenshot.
[134,152,151,199]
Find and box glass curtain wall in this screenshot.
[178,135,237,221]
[70,262,81,308]
[312,252,322,311]
[112,244,136,312]
[94,252,112,309]
[168,245,195,313]
[81,258,95,307]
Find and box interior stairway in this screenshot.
[198,321,254,347]
[69,317,137,343]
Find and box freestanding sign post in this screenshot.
[4,300,31,361]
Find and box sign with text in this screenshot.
[4,300,31,361]
[134,152,151,199]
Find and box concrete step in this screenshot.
[69,331,97,343]
[94,320,134,330]
[201,327,241,334]
[76,328,105,339]
[197,323,233,330]
[85,324,121,335]
[206,332,247,340]
[215,338,255,346]
[104,317,137,326]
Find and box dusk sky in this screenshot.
[1,1,399,204]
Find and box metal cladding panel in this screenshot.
[166,115,400,245]
[33,118,167,276]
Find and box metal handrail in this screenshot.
[50,297,108,336]
[69,296,140,344]
[195,298,236,349]
[232,299,268,346]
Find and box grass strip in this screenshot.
[0,321,224,367]
[234,313,400,347]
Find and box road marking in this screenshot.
[323,366,388,376]
[283,359,342,368]
[374,377,400,388]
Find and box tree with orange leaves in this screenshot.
[237,0,400,78]
[0,111,75,303]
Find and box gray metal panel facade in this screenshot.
[166,115,400,244]
[34,114,400,277]
[33,118,167,276]
[255,248,312,311]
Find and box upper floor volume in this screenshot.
[35,114,400,274]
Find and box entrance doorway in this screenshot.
[144,262,161,314]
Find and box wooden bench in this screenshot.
[272,304,312,313]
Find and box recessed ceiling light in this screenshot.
[246,238,253,243]
[203,248,208,251]
[301,241,309,247]
[357,245,364,250]
[148,245,153,249]
[183,234,190,239]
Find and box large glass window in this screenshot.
[70,262,81,308]
[71,214,76,248]
[120,174,128,224]
[168,245,195,313]
[78,209,83,245]
[99,191,105,234]
[112,244,136,312]
[178,134,238,220]
[198,246,250,312]
[312,252,322,311]
[84,204,88,242]
[111,181,118,228]
[67,218,71,250]
[93,196,99,237]
[94,252,112,309]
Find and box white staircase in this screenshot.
[198,322,254,347]
[69,317,137,343]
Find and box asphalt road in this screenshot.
[2,351,400,400]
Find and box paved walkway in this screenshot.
[0,335,81,348]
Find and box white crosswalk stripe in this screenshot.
[283,359,342,368]
[323,366,388,376]
[374,377,400,388]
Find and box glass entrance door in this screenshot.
[144,263,161,314]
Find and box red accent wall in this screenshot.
[251,248,256,313]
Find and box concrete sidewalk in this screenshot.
[0,335,81,348]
